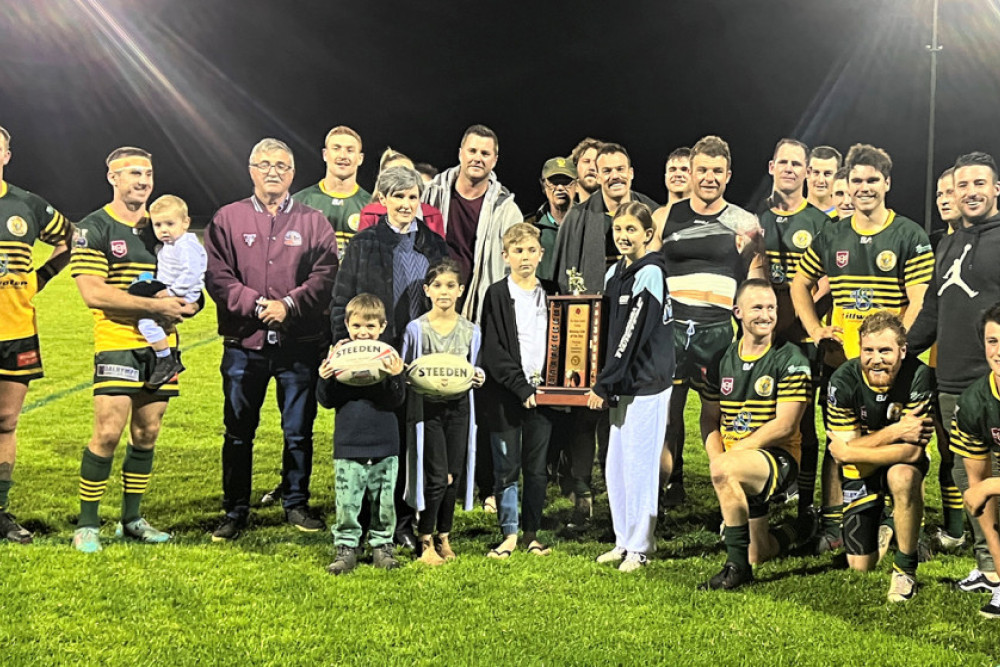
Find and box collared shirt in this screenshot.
[205,193,339,350]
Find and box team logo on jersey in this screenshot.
[836,250,849,268]
[721,377,734,395]
[73,228,88,248]
[886,402,903,422]
[991,427,1000,446]
[754,376,774,397]
[284,231,302,247]
[348,213,360,232]
[876,250,897,272]
[770,263,786,284]
[243,233,256,247]
[792,230,812,249]
[851,287,874,311]
[6,216,27,237]
[110,239,127,258]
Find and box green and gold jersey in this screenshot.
[718,340,811,462]
[0,181,71,341]
[950,373,1000,460]
[827,355,935,478]
[292,181,371,257]
[796,211,933,359]
[761,199,832,289]
[70,205,175,352]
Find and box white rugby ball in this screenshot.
[330,340,396,386]
[407,353,476,398]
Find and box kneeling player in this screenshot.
[826,311,934,602]
[701,279,810,590]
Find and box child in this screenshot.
[480,223,559,558]
[317,293,406,574]
[588,202,675,572]
[402,258,484,565]
[133,195,206,387]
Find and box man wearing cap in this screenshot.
[523,157,577,282]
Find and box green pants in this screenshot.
[334,456,398,548]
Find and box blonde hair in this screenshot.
[324,125,362,151]
[149,194,189,220]
[346,293,386,324]
[502,222,541,251]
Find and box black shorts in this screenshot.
[0,335,43,382]
[672,320,733,401]
[841,458,929,555]
[747,447,799,519]
[93,347,179,397]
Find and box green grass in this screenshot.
[2,248,999,665]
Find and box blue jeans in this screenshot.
[220,343,321,516]
[490,408,552,536]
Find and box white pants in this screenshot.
[606,388,671,555]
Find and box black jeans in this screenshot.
[418,396,470,535]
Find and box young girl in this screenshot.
[402,259,484,565]
[587,202,675,572]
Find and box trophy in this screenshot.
[535,268,606,406]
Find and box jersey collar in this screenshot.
[991,373,1000,402]
[103,203,146,228]
[851,209,896,237]
[770,198,808,216]
[318,180,359,199]
[738,339,771,362]
[0,181,7,198]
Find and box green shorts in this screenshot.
[672,320,734,401]
[93,347,179,397]
[747,447,798,519]
[841,458,929,555]
[0,335,43,382]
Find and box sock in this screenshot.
[0,479,11,512]
[939,466,965,538]
[121,445,154,523]
[724,522,751,571]
[154,348,171,359]
[770,523,797,554]
[893,550,918,577]
[820,504,843,536]
[797,468,817,515]
[79,449,113,528]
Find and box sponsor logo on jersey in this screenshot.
[97,364,140,382]
[828,386,837,406]
[792,230,812,249]
[851,287,874,311]
[16,350,39,367]
[770,263,786,284]
[732,410,753,435]
[860,236,871,245]
[243,233,256,247]
[916,243,932,254]
[331,199,343,207]
[0,253,7,277]
[860,406,868,420]
[743,362,754,371]
[73,228,89,248]
[110,239,127,258]
[6,216,27,237]
[776,216,787,223]
[284,231,302,247]
[836,250,849,268]
[843,482,869,504]
[348,213,360,232]
[876,250,897,272]
[721,377,734,395]
[754,375,774,397]
[886,402,903,422]
[991,427,1000,447]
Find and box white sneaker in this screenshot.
[956,568,1000,593]
[596,546,626,564]
[887,570,917,603]
[980,587,1000,619]
[619,552,647,572]
[930,527,966,552]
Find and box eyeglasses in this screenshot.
[544,179,575,189]
[250,161,293,175]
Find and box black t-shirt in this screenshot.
[446,188,484,284]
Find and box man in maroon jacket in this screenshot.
[205,138,339,541]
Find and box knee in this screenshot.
[131,424,161,449]
[0,409,19,436]
[887,466,921,501]
[709,456,734,489]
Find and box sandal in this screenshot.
[486,546,512,559]
[483,496,497,514]
[526,541,551,556]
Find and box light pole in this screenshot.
[924,0,942,233]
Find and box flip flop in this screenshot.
[483,496,497,514]
[526,542,551,556]
[487,546,512,559]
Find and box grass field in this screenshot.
[2,247,999,666]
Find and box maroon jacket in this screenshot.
[205,194,339,350]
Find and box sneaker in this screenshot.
[955,568,1000,594]
[930,527,966,552]
[147,352,185,388]
[887,570,917,602]
[596,546,626,564]
[285,506,325,532]
[212,514,247,542]
[260,483,282,507]
[700,561,754,591]
[662,481,687,508]
[116,517,171,543]
[980,587,1000,619]
[326,545,358,575]
[814,532,844,555]
[619,552,647,572]
[917,537,933,563]
[72,526,102,553]
[372,544,400,570]
[567,496,593,530]
[0,511,33,544]
[877,524,894,564]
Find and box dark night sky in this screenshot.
[2,0,1000,228]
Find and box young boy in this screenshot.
[317,293,406,574]
[480,223,558,558]
[131,195,206,386]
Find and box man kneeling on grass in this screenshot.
[826,311,934,602]
[700,279,811,590]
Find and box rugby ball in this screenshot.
[407,353,477,398]
[330,340,396,386]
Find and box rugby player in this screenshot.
[699,279,810,590]
[651,147,692,245]
[0,125,72,543]
[826,311,935,602]
[69,147,197,552]
[806,146,842,215]
[831,167,853,222]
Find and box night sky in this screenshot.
[3,0,1000,228]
